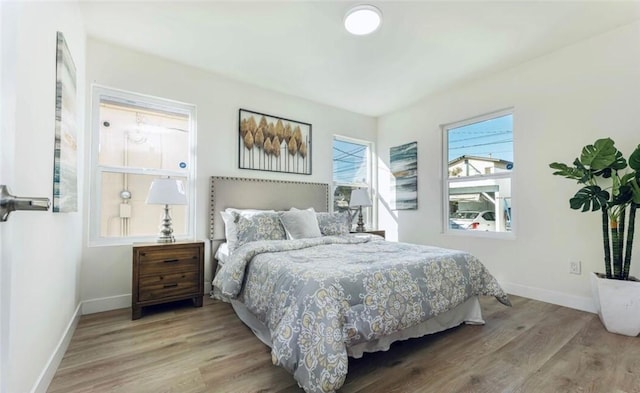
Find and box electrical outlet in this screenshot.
[569,260,582,275]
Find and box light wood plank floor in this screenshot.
[48,295,640,393]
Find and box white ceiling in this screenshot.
[79,1,640,117]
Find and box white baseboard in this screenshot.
[502,281,596,314]
[31,302,81,393]
[81,294,131,315]
[81,282,592,316]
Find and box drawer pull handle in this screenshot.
[164,259,180,263]
[163,283,178,288]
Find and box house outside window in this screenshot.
[443,109,513,235]
[332,136,374,230]
[89,86,196,245]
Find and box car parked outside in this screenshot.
[450,210,496,231]
[469,211,496,231]
[450,211,478,229]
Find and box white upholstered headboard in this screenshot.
[209,176,329,241]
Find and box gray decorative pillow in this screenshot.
[233,211,286,249]
[221,208,275,250]
[278,209,322,240]
[316,211,352,236]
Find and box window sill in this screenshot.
[442,229,516,240]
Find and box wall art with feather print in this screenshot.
[238,109,311,175]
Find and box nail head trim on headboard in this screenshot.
[209,176,330,240]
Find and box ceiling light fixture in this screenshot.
[344,5,382,36]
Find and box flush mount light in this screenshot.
[344,4,382,36]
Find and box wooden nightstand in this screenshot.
[132,241,204,320]
[351,230,385,239]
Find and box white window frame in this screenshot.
[332,135,377,229]
[442,108,515,239]
[89,85,197,246]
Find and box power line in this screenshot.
[449,139,513,150]
[333,167,366,175]
[333,145,366,158]
[333,155,365,164]
[449,130,512,144]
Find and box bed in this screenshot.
[209,176,510,393]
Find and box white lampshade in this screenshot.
[344,5,382,36]
[146,178,187,205]
[349,188,372,207]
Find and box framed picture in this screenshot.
[238,109,312,175]
[52,31,78,212]
[390,141,418,210]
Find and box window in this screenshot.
[332,136,374,229]
[443,109,513,235]
[89,86,196,245]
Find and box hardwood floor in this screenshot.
[48,295,640,393]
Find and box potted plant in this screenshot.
[550,138,640,336]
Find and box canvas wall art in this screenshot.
[53,31,78,212]
[238,109,312,175]
[390,141,418,210]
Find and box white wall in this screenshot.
[1,2,85,392]
[377,21,640,312]
[81,39,377,312]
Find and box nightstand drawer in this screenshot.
[139,246,200,263]
[138,271,199,301]
[138,250,200,276]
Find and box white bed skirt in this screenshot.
[230,296,484,359]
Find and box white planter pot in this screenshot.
[590,272,640,337]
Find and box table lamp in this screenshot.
[349,188,372,232]
[146,178,187,243]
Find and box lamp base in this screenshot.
[157,205,176,243]
[355,206,366,232]
[156,235,176,243]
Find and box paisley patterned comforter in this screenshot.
[213,235,510,393]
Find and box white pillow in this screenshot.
[220,211,238,245]
[221,208,275,250]
[214,242,231,265]
[278,208,322,240]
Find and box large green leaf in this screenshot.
[628,144,640,171]
[621,172,636,185]
[612,150,628,170]
[627,145,640,204]
[569,186,610,212]
[596,151,627,178]
[549,162,586,182]
[580,138,618,170]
